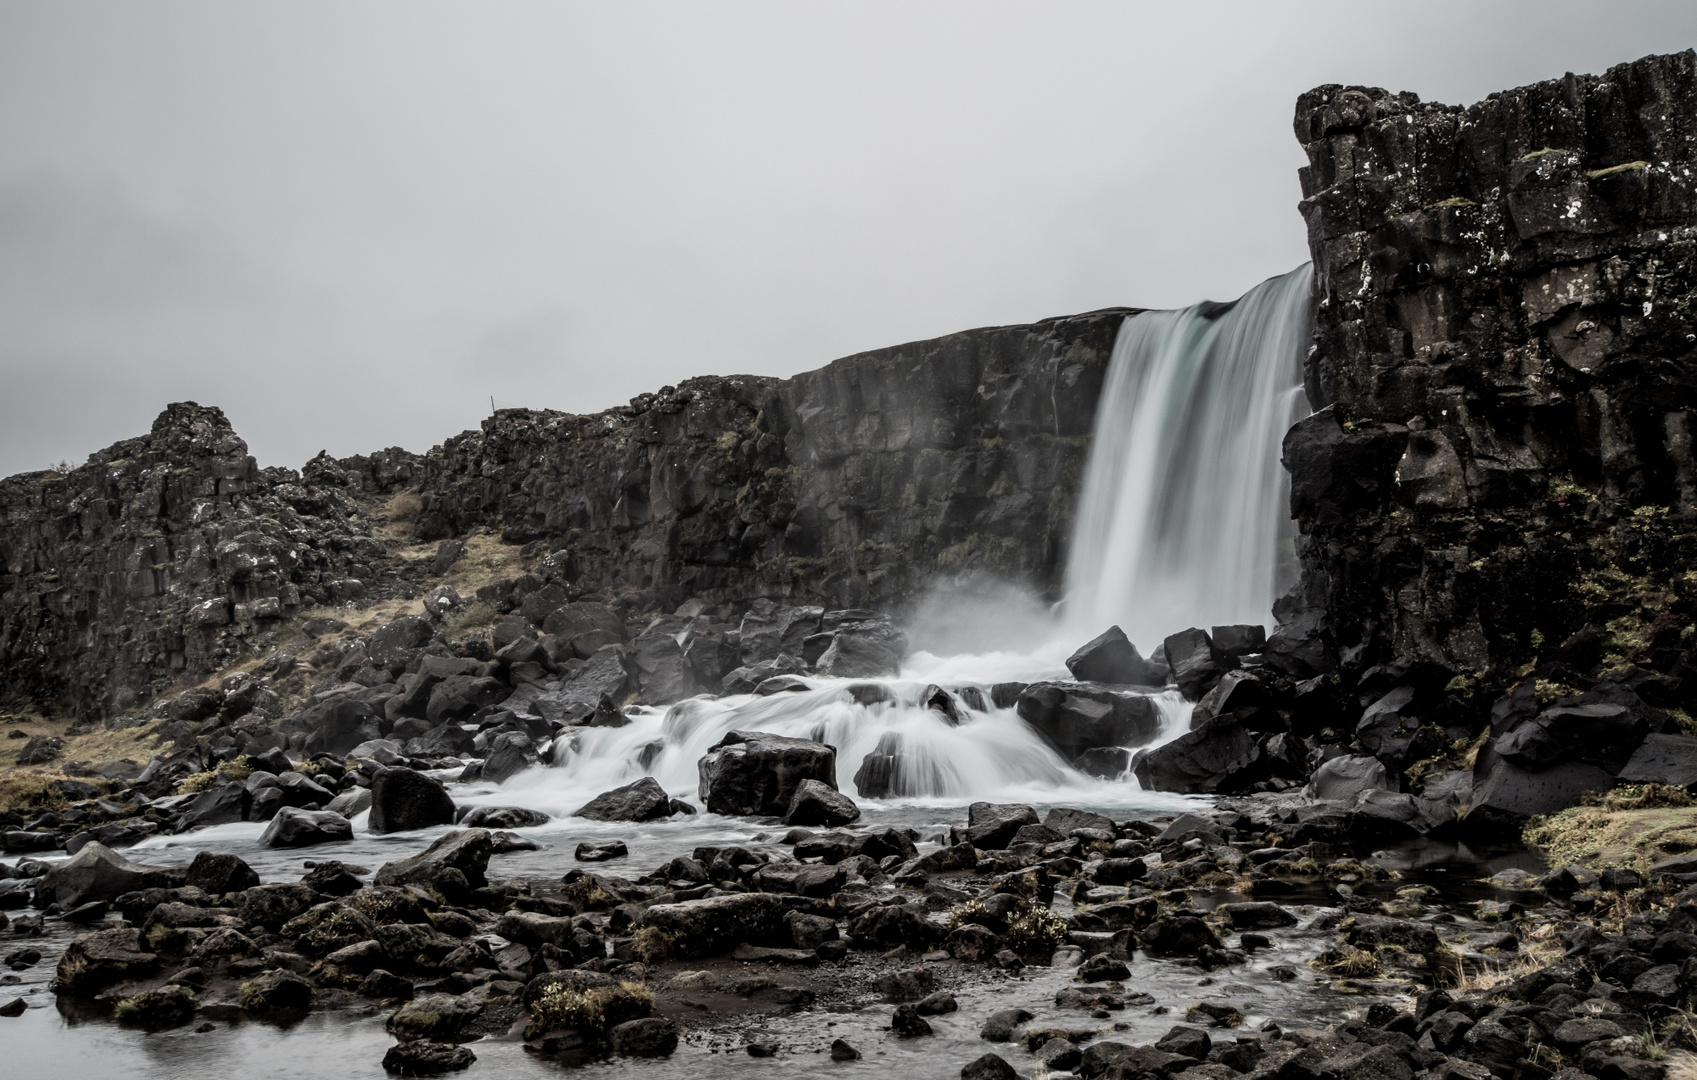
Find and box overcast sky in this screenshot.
[2,2,1694,477]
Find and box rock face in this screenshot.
[1285,51,1697,681]
[407,314,1128,617]
[697,730,839,817]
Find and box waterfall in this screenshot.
[468,266,1313,810]
[1064,265,1313,649]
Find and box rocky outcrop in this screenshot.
[0,403,423,719]
[1285,50,1697,683]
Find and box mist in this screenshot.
[3,1,1695,477]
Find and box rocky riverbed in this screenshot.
[4,785,1696,1080]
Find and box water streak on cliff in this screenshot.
[1065,266,1313,649]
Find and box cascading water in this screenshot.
[1065,266,1313,647]
[469,266,1314,813]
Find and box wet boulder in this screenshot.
[1191,671,1280,729]
[1016,683,1160,760]
[697,730,837,817]
[966,802,1039,850]
[369,767,457,834]
[609,1016,679,1057]
[1074,747,1132,778]
[382,1041,476,1075]
[176,783,250,832]
[374,829,493,890]
[573,777,674,822]
[37,843,180,909]
[459,806,550,829]
[260,807,354,848]
[482,731,543,784]
[720,654,807,695]
[1066,626,1163,685]
[1164,628,1228,700]
[852,731,926,799]
[1132,715,1261,793]
[782,778,861,827]
[1211,624,1267,658]
[529,645,632,723]
[1140,916,1221,957]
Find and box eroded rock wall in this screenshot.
[412,310,1129,613]
[1285,50,1697,681]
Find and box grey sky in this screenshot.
[3,1,1695,477]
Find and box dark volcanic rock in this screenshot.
[38,843,179,909]
[185,851,261,895]
[369,768,457,834]
[573,777,674,822]
[1617,733,1697,789]
[697,730,837,817]
[782,778,861,827]
[373,830,493,890]
[382,1041,476,1075]
[1066,626,1162,685]
[1132,716,1261,793]
[966,802,1039,849]
[1286,52,1697,690]
[260,807,354,848]
[1016,683,1160,760]
[481,731,543,785]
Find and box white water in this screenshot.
[472,266,1314,811]
[1064,265,1313,648]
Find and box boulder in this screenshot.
[782,778,861,827]
[274,770,336,808]
[1140,916,1222,957]
[369,768,457,834]
[575,841,627,862]
[405,721,476,758]
[303,700,385,757]
[540,602,626,658]
[382,1041,476,1075]
[260,807,354,847]
[459,806,550,829]
[185,851,261,895]
[966,802,1039,849]
[1074,747,1133,778]
[963,1053,1020,1080]
[239,970,314,1016]
[573,777,674,822]
[609,1016,679,1057]
[697,730,838,817]
[37,843,179,909]
[628,631,699,705]
[482,731,542,784]
[1211,624,1267,657]
[1016,682,1161,760]
[1164,628,1227,700]
[53,927,159,995]
[1066,626,1163,685]
[327,787,374,818]
[1617,733,1697,789]
[176,783,250,831]
[814,617,908,678]
[720,654,808,695]
[530,645,632,723]
[374,830,493,890]
[426,675,506,726]
[1305,755,1395,801]
[737,600,823,665]
[1132,716,1261,793]
[634,893,803,959]
[1465,754,1618,833]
